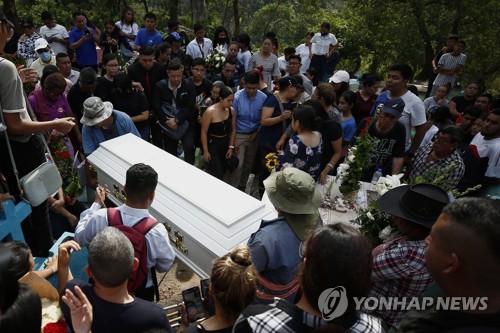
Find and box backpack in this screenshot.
[107,208,160,300]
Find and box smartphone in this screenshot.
[290,102,299,110]
[200,279,215,316]
[182,286,205,322]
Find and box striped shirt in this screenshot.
[433,53,466,87]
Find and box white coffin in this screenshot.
[87,134,274,278]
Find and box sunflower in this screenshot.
[265,152,277,160]
[265,158,278,171]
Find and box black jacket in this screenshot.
[152,78,196,125]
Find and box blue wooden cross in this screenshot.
[0,199,31,242]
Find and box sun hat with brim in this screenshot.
[264,168,322,240]
[80,97,113,126]
[377,184,450,229]
[264,168,322,215]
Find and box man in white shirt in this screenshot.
[75,163,175,301]
[186,23,212,59]
[39,11,69,56]
[470,109,500,182]
[371,64,427,160]
[309,22,338,81]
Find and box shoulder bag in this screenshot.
[0,92,62,207]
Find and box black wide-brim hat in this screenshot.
[377,184,450,229]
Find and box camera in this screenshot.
[83,27,90,36]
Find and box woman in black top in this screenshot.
[200,86,236,180]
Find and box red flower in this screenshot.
[50,136,58,142]
[64,195,71,203]
[361,129,368,135]
[60,151,71,159]
[43,319,68,333]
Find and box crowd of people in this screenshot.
[0,7,499,333]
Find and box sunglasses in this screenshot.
[36,48,50,54]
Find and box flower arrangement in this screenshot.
[48,130,82,202]
[337,122,378,195]
[265,152,278,172]
[351,174,403,246]
[205,45,226,75]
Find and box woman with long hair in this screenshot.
[338,90,358,144]
[304,99,342,184]
[115,6,138,60]
[212,26,230,55]
[179,245,257,333]
[201,86,236,180]
[279,104,323,181]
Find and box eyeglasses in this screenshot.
[287,62,300,66]
[223,69,235,73]
[36,48,49,54]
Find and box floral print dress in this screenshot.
[279,133,323,181]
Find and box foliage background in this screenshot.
[4,0,499,92]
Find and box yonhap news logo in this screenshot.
[318,286,488,321]
[318,287,349,320]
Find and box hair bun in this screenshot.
[230,245,252,267]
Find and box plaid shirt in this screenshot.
[234,298,385,333]
[410,142,465,191]
[365,238,433,328]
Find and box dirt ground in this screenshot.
[156,259,201,308]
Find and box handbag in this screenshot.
[156,102,189,141]
[0,91,62,207]
[226,154,240,172]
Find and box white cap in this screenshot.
[328,70,350,84]
[34,38,49,51]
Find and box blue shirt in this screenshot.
[247,217,302,303]
[369,90,390,116]
[233,89,267,133]
[342,117,357,143]
[82,110,141,155]
[134,29,163,48]
[69,26,97,66]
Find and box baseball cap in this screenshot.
[34,38,49,51]
[328,70,350,84]
[381,97,405,117]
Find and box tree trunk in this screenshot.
[409,0,435,80]
[233,0,240,36]
[191,0,207,23]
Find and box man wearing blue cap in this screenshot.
[356,97,407,182]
